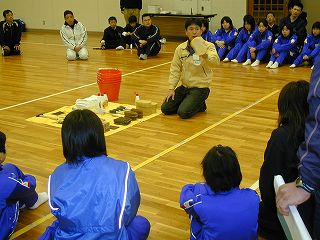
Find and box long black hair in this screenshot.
[278,80,309,147]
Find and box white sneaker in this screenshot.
[242,59,251,66]
[29,192,48,209]
[251,60,260,67]
[231,59,238,63]
[289,64,296,68]
[223,58,230,62]
[115,46,124,50]
[139,54,147,60]
[311,65,314,70]
[266,61,273,68]
[159,38,166,44]
[270,62,279,69]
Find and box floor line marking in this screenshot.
[22,42,174,54]
[11,213,53,239]
[0,61,171,112]
[10,89,279,238]
[132,90,279,171]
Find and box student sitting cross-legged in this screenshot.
[100,16,126,50]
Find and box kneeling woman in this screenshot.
[40,109,150,240]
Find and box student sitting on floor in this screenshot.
[180,145,260,240]
[0,10,22,56]
[241,19,273,67]
[0,131,48,240]
[225,14,255,62]
[123,15,140,48]
[101,16,126,50]
[60,10,88,61]
[211,16,238,60]
[258,80,315,239]
[200,19,214,42]
[39,109,150,240]
[132,13,161,60]
[266,23,299,69]
[290,21,320,69]
[266,12,280,42]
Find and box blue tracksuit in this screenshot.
[0,163,38,240]
[227,27,255,60]
[297,57,320,238]
[201,30,214,42]
[235,29,273,62]
[293,34,320,66]
[39,155,150,240]
[212,28,238,59]
[270,34,299,64]
[180,183,259,240]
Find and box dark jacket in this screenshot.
[259,125,314,239]
[101,26,125,49]
[267,24,279,41]
[279,15,307,47]
[0,20,21,47]
[132,24,160,44]
[120,0,142,11]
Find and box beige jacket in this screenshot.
[168,40,219,90]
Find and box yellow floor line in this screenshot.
[11,89,279,238]
[133,90,279,171]
[11,213,53,239]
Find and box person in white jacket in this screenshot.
[60,10,88,61]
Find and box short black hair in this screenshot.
[201,19,209,33]
[108,16,117,23]
[64,10,73,18]
[3,9,12,18]
[128,15,137,24]
[312,21,320,32]
[278,80,309,147]
[201,145,242,192]
[220,16,233,30]
[266,12,275,18]
[185,18,202,30]
[243,14,255,29]
[0,131,6,154]
[142,13,152,20]
[62,109,107,163]
[257,19,268,28]
[288,0,303,10]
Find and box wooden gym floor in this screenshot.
[0,31,312,239]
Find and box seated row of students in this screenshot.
[100,14,161,60]
[203,15,319,69]
[2,79,316,239]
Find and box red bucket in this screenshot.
[97,68,122,101]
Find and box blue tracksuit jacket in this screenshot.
[298,56,320,192]
[270,34,299,64]
[44,155,141,239]
[0,163,38,240]
[201,30,214,42]
[226,27,255,60]
[293,34,320,65]
[212,28,238,59]
[180,183,259,240]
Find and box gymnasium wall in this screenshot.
[0,0,246,33]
